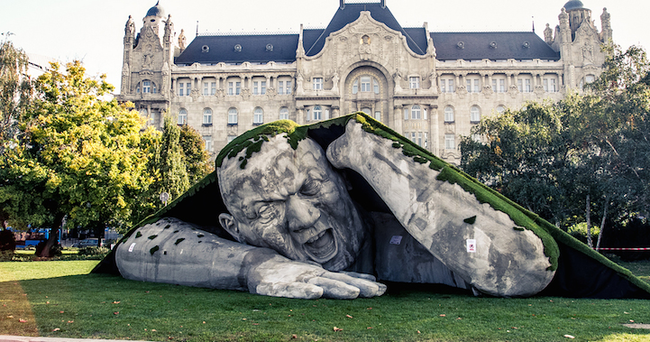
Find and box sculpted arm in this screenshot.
[326,119,556,297]
[116,217,385,299]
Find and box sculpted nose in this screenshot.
[286,195,319,232]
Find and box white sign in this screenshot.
[466,239,476,253]
[128,242,136,252]
[389,236,403,245]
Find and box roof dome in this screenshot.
[146,1,165,18]
[564,0,585,11]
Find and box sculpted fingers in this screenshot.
[321,272,387,298]
[307,277,360,299]
[255,281,323,299]
[339,271,377,281]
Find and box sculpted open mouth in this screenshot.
[303,228,338,263]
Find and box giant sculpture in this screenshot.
[97,113,650,299]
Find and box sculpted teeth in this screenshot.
[306,230,326,244]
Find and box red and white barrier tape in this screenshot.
[596,247,650,251]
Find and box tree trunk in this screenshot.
[595,198,608,251]
[38,213,64,258]
[586,195,593,248]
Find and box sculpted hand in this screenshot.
[245,250,386,299]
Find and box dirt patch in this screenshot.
[0,277,39,336]
[623,324,650,329]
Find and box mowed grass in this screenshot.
[1,260,650,342]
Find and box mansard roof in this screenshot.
[431,32,560,61]
[175,33,299,65]
[174,5,559,65]
[303,2,427,56]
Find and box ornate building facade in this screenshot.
[118,0,613,163]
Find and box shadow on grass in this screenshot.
[2,272,649,342]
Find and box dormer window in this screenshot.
[234,44,242,52]
[201,45,210,53]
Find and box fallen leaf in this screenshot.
[7,315,13,319]
[333,327,343,332]
[52,328,60,332]
[113,301,120,304]
[417,330,421,334]
[46,301,50,304]
[67,321,74,324]
[152,329,157,332]
[252,323,259,326]
[367,327,372,329]
[242,318,247,321]
[114,312,119,315]
[367,307,372,310]
[19,319,27,323]
[59,311,64,314]
[346,314,353,319]
[457,317,462,320]
[630,320,635,323]
[202,321,206,324]
[439,314,446,317]
[564,335,575,339]
[291,334,297,339]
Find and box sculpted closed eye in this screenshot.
[258,203,276,222]
[300,178,322,196]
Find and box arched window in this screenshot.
[253,107,264,124]
[279,107,289,120]
[361,107,371,115]
[139,80,157,94]
[360,76,371,92]
[313,106,322,121]
[203,108,213,125]
[470,106,481,123]
[411,105,421,120]
[178,109,187,125]
[352,75,379,94]
[444,106,454,122]
[228,108,238,125]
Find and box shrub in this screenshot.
[78,246,110,256]
[0,250,15,262]
[0,230,16,251]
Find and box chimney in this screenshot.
[340,0,345,9]
[381,0,386,9]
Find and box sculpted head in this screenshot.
[217,136,366,271]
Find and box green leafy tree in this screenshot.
[0,61,156,256]
[461,44,650,246]
[147,117,212,210]
[179,124,212,184]
[460,99,583,227]
[152,116,190,206]
[0,36,33,142]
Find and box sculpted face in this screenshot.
[218,136,366,271]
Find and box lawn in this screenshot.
[2,259,650,342]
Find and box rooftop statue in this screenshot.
[96,113,650,300]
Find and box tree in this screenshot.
[460,98,584,227]
[179,124,212,184]
[0,35,33,142]
[0,61,156,256]
[146,117,212,210]
[152,116,190,206]
[461,44,650,243]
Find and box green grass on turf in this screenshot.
[2,260,650,341]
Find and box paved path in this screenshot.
[0,336,152,342]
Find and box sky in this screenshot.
[2,0,649,93]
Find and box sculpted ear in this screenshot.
[219,213,244,243]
